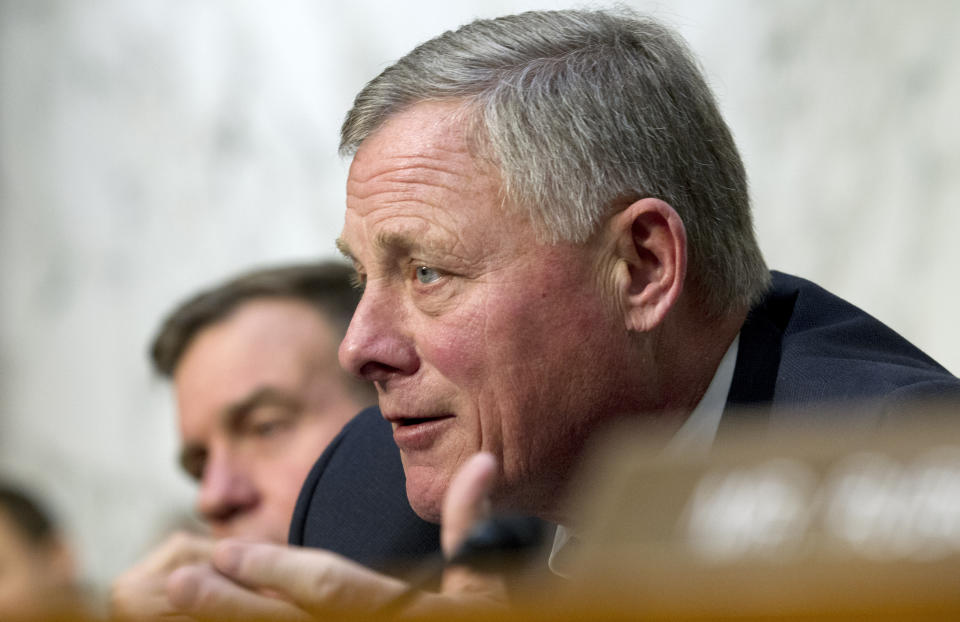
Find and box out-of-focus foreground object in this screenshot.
[560,401,960,620]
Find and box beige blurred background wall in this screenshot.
[1,0,957,597]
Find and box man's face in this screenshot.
[338,101,634,521]
[0,510,72,618]
[174,298,365,542]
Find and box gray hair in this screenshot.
[341,8,769,315]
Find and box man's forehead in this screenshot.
[173,301,339,420]
[349,101,477,175]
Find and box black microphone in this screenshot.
[448,515,546,569]
[375,515,545,616]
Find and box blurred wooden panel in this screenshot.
[558,403,960,619]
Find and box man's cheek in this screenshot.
[422,316,489,382]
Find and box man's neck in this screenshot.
[548,325,744,576]
[647,302,748,430]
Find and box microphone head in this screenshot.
[448,515,547,569]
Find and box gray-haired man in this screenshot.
[160,9,960,618]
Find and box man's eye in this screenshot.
[415,266,442,284]
[241,406,296,439]
[247,415,295,439]
[251,420,285,437]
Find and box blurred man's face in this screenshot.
[174,298,366,542]
[0,509,74,618]
[338,101,634,521]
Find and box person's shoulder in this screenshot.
[765,271,948,370]
[765,271,891,331]
[308,404,395,477]
[289,404,442,574]
[759,271,959,402]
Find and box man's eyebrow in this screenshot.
[335,237,354,261]
[336,230,453,266]
[374,230,414,255]
[374,230,452,257]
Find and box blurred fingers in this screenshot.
[437,452,508,605]
[211,541,411,614]
[154,532,217,570]
[166,563,309,622]
[441,452,497,557]
[110,532,216,621]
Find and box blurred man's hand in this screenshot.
[110,531,215,622]
[164,453,508,620]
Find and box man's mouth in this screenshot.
[383,411,455,426]
[385,413,455,450]
[394,415,452,426]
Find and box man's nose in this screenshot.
[196,450,259,527]
[339,284,419,384]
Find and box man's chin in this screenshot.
[405,479,443,524]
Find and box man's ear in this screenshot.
[608,198,687,332]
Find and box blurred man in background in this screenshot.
[150,262,373,542]
[0,484,85,619]
[111,262,384,619]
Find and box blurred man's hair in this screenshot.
[151,262,368,397]
[0,484,57,548]
[341,8,769,317]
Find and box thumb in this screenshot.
[441,452,498,558]
[438,452,509,605]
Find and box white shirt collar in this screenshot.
[547,334,740,577]
[662,333,740,457]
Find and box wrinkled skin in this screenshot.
[337,101,642,522]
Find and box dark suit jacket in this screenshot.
[720,271,960,434]
[288,406,441,576]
